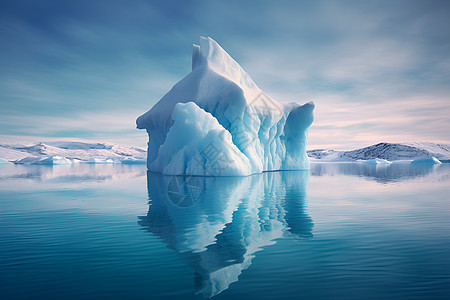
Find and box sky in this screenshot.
[1,0,449,150]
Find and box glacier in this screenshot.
[137,37,314,176]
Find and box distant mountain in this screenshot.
[308,142,450,162]
[0,142,146,163]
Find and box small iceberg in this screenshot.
[39,156,72,165]
[15,156,72,165]
[357,158,392,165]
[0,158,11,164]
[121,158,147,165]
[86,158,115,164]
[411,157,442,165]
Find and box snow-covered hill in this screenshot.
[0,142,146,164]
[308,142,450,162]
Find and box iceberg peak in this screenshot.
[192,37,259,96]
[192,37,238,72]
[137,37,314,176]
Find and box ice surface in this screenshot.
[411,157,442,164]
[137,37,314,176]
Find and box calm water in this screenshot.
[0,162,449,299]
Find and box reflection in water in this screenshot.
[1,163,449,299]
[0,164,146,182]
[0,161,444,185]
[310,162,446,183]
[139,171,313,298]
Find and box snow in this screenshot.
[411,157,442,165]
[404,142,450,159]
[0,145,31,161]
[137,37,314,176]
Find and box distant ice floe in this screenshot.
[357,158,392,165]
[15,155,72,165]
[86,158,115,164]
[0,158,11,164]
[120,158,147,164]
[411,157,442,165]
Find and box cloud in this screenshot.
[0,109,149,147]
[308,94,450,149]
[0,0,449,149]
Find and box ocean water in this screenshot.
[0,162,449,299]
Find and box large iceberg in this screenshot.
[137,37,314,176]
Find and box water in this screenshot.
[0,162,449,299]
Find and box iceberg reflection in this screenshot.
[0,164,146,183]
[310,162,445,183]
[139,171,313,297]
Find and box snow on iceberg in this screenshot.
[411,157,442,165]
[137,37,314,176]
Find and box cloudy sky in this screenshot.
[1,0,449,150]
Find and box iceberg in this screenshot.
[137,37,314,176]
[120,158,147,164]
[411,157,442,165]
[86,158,115,164]
[15,155,72,165]
[0,158,11,164]
[357,158,392,165]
